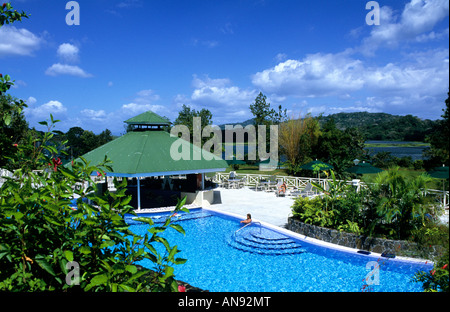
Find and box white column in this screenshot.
[137,177,141,212]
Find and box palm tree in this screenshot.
[372,167,432,239]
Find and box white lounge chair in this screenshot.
[290,182,314,197]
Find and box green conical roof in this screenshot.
[73,130,227,177]
[125,111,170,125]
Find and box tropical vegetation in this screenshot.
[291,167,446,242]
[0,117,187,291]
[1,5,187,292]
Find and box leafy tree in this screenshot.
[249,92,274,127]
[98,129,113,146]
[371,167,433,240]
[65,127,114,159]
[425,91,449,166]
[0,2,28,26]
[173,104,212,145]
[249,92,287,161]
[0,118,187,291]
[279,113,320,175]
[66,127,85,158]
[0,3,28,124]
[313,119,366,175]
[0,95,29,169]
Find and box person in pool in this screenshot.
[240,213,252,224]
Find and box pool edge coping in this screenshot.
[202,206,434,267]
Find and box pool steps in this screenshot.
[228,228,307,255]
[126,211,307,255]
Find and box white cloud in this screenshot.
[172,75,258,124]
[26,96,37,105]
[45,63,92,78]
[80,109,107,122]
[190,75,257,107]
[74,89,168,134]
[117,0,143,8]
[365,48,449,96]
[252,52,365,97]
[25,100,67,119]
[121,103,165,115]
[360,0,449,54]
[192,38,219,48]
[57,43,79,63]
[0,26,42,57]
[253,47,448,99]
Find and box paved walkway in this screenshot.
[208,187,296,227]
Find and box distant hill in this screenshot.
[218,112,438,142]
[217,118,254,130]
[319,112,437,141]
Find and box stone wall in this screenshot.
[287,217,442,259]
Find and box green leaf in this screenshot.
[3,114,11,126]
[89,274,108,287]
[164,266,174,279]
[169,223,185,235]
[118,284,135,292]
[64,250,74,262]
[35,255,56,276]
[133,217,154,226]
[125,265,137,274]
[79,246,91,255]
[167,245,178,262]
[174,258,187,265]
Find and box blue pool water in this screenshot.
[126,209,432,292]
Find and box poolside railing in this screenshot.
[214,172,347,190]
[213,172,449,212]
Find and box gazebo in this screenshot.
[74,111,228,210]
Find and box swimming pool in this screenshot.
[126,209,432,292]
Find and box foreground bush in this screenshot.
[0,118,187,291]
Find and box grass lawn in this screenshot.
[361,167,446,190]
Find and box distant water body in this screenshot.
[365,141,428,161]
[222,141,428,162]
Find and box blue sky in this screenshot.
[1,0,449,135]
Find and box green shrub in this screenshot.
[0,119,187,291]
[292,196,335,228]
[413,244,449,292]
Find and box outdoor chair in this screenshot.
[238,176,247,189]
[265,175,278,192]
[290,182,314,197]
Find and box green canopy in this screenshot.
[300,160,334,171]
[76,130,227,177]
[427,166,449,180]
[70,111,228,210]
[345,162,383,175]
[124,111,170,126]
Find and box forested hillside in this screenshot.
[218,112,438,142]
[318,112,437,141]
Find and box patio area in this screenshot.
[208,187,296,227]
